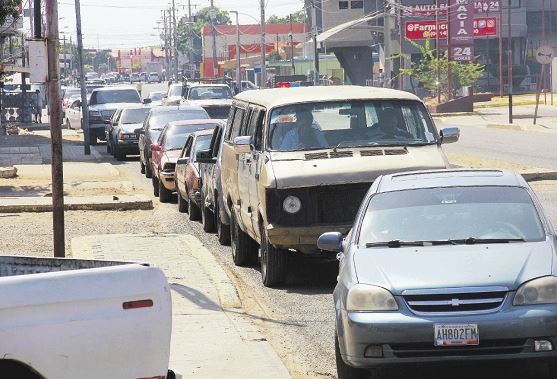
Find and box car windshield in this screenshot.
[149,110,209,131]
[120,108,151,124]
[169,85,182,97]
[165,127,212,150]
[91,89,140,105]
[188,86,232,100]
[149,92,164,101]
[359,186,546,245]
[268,100,437,151]
[192,135,212,159]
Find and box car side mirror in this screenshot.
[440,127,460,144]
[143,98,152,104]
[233,136,252,155]
[177,157,189,165]
[196,149,216,164]
[150,144,161,152]
[134,128,144,134]
[317,232,343,252]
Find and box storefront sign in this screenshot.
[450,0,474,46]
[402,1,499,16]
[405,18,496,40]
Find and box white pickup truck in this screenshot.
[0,256,174,379]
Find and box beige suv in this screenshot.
[220,86,459,287]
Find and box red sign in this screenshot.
[402,1,500,16]
[405,18,496,40]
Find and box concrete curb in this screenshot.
[485,123,526,131]
[0,194,152,213]
[522,171,557,182]
[179,235,242,310]
[0,166,17,178]
[431,111,478,117]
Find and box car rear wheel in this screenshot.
[230,211,258,266]
[201,201,216,233]
[145,160,153,178]
[114,145,125,161]
[259,223,287,287]
[106,140,112,154]
[177,191,188,213]
[152,175,159,197]
[140,161,145,174]
[159,178,172,203]
[335,332,373,379]
[215,201,230,246]
[187,189,201,221]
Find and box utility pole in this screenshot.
[311,0,319,85]
[507,0,513,123]
[210,1,218,78]
[75,0,90,155]
[289,14,295,74]
[163,10,169,78]
[260,0,266,86]
[383,0,394,88]
[45,0,65,257]
[63,34,67,80]
[230,11,241,93]
[172,0,179,80]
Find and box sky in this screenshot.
[27,0,304,50]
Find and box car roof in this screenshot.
[167,119,223,127]
[188,83,229,88]
[149,105,206,114]
[376,169,528,193]
[234,85,421,109]
[91,86,138,92]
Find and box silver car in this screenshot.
[319,169,557,378]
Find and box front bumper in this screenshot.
[266,223,351,254]
[338,299,557,368]
[159,171,176,191]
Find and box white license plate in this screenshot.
[434,324,479,346]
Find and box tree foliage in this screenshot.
[397,39,484,100]
[267,10,306,24]
[177,7,231,56]
[0,0,19,26]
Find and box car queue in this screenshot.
[84,82,557,379]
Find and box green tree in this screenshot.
[267,10,306,24]
[177,7,231,56]
[0,0,19,26]
[396,39,484,100]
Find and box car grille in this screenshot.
[266,182,371,227]
[404,290,507,314]
[101,110,116,121]
[388,339,529,358]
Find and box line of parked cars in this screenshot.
[102,83,557,379]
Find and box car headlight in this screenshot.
[514,276,557,306]
[346,284,398,311]
[283,195,301,214]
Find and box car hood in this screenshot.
[270,145,448,188]
[88,103,141,111]
[120,123,143,134]
[353,241,554,294]
[184,99,232,107]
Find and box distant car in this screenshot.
[181,83,233,120]
[130,73,140,83]
[174,128,214,219]
[322,169,557,379]
[150,122,213,203]
[163,83,183,106]
[140,72,148,82]
[148,91,166,106]
[62,88,82,113]
[64,98,83,130]
[148,72,160,83]
[136,106,210,179]
[107,106,151,160]
[85,72,99,81]
[195,120,230,242]
[122,73,130,82]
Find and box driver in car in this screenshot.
[278,110,328,150]
[376,108,414,139]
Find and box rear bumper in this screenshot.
[266,223,351,254]
[337,301,557,368]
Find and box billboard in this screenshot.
[405,18,497,40]
[402,1,500,16]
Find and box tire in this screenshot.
[140,159,146,174]
[259,223,287,287]
[335,332,371,379]
[230,211,258,266]
[152,175,159,197]
[159,178,172,203]
[177,191,188,213]
[114,145,125,161]
[106,140,112,154]
[216,201,231,246]
[187,190,201,221]
[201,201,216,233]
[65,118,71,129]
[145,159,153,179]
[89,135,98,145]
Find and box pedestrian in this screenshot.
[33,90,43,124]
[377,69,385,88]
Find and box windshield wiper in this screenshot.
[449,237,526,245]
[365,240,460,248]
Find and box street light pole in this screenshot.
[289,14,295,74]
[260,0,267,86]
[210,0,218,78]
[507,0,513,124]
[230,11,241,93]
[45,0,65,257]
[75,0,90,155]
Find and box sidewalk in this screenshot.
[71,233,291,379]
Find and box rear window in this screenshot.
[192,135,212,160]
[165,126,213,150]
[188,86,232,100]
[91,89,141,105]
[120,108,151,124]
[149,110,209,130]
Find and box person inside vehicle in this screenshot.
[278,109,328,150]
[376,108,413,139]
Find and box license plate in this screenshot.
[434,324,479,346]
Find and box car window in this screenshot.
[192,135,212,161]
[188,86,232,100]
[268,100,437,151]
[228,107,245,141]
[148,110,209,131]
[169,85,183,97]
[90,89,141,105]
[246,107,265,151]
[121,108,151,124]
[182,136,193,158]
[358,186,546,245]
[165,125,215,150]
[71,100,80,108]
[149,92,164,101]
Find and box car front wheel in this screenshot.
[230,211,258,266]
[159,178,172,203]
[201,201,216,233]
[215,201,230,246]
[259,223,287,287]
[152,175,159,197]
